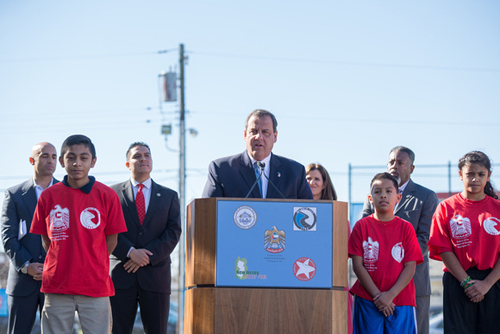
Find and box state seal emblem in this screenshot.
[264,226,285,253]
[233,206,257,230]
[49,204,70,232]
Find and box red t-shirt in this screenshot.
[428,193,500,272]
[349,215,423,307]
[30,180,127,297]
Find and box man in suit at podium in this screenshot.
[202,109,312,199]
[361,146,438,334]
[1,142,58,334]
[110,142,182,334]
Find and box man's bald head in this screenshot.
[31,142,55,158]
[30,142,57,178]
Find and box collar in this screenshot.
[62,175,95,194]
[131,177,152,189]
[33,177,54,189]
[248,153,272,168]
[399,179,410,194]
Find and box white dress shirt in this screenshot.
[249,154,271,198]
[131,177,152,212]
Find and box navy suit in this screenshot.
[1,178,57,334]
[110,179,181,334]
[202,151,313,199]
[362,179,438,334]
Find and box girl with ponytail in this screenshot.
[428,151,500,333]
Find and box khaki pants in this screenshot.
[42,293,111,334]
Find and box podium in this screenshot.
[185,198,348,333]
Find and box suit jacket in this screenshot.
[110,179,181,293]
[1,178,58,296]
[201,151,313,199]
[361,179,439,296]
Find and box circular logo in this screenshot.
[293,257,317,281]
[483,217,500,236]
[293,207,317,231]
[391,242,404,263]
[80,207,101,229]
[233,206,257,230]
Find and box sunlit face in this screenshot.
[306,169,325,200]
[59,144,96,184]
[368,178,401,214]
[459,163,491,199]
[30,143,57,177]
[244,115,277,161]
[126,145,153,180]
[387,150,414,186]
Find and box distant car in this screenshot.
[429,312,444,334]
[429,305,442,318]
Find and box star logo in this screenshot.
[293,257,316,281]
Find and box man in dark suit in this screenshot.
[1,142,58,334]
[362,146,438,334]
[110,142,181,334]
[202,109,313,199]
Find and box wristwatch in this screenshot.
[20,261,30,274]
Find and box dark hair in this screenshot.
[245,109,278,133]
[458,151,498,199]
[61,134,96,159]
[306,163,338,200]
[126,142,151,160]
[390,146,415,165]
[370,172,399,192]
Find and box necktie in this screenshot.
[136,184,146,224]
[253,162,262,196]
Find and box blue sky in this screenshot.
[1,0,499,210]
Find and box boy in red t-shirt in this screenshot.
[30,135,127,334]
[349,172,423,334]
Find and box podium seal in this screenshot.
[233,206,257,229]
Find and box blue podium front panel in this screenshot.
[215,200,333,288]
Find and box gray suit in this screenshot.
[362,179,438,334]
[1,178,57,334]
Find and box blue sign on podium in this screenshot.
[215,200,334,288]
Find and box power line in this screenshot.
[0,49,178,63]
[188,50,500,73]
[1,48,498,73]
[187,110,500,128]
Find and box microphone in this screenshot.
[245,162,264,198]
[258,162,286,199]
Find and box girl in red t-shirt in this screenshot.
[428,151,500,333]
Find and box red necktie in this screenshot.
[136,184,146,224]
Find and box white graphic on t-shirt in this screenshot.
[391,242,405,263]
[483,217,500,236]
[362,237,379,263]
[450,215,471,239]
[50,205,69,232]
[80,207,101,229]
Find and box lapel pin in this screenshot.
[277,172,281,178]
[157,193,161,197]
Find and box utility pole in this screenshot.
[178,43,186,334]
